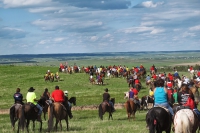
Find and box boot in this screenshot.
[37,115,42,121]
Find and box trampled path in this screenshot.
[0,103,125,115]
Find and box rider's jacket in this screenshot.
[14,92,23,104]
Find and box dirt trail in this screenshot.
[0,103,125,115]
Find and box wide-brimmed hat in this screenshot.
[28,87,35,92]
[104,88,108,92]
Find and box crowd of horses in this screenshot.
[9,96,76,133]
[11,64,200,133]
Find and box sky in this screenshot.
[0,0,200,55]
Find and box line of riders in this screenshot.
[11,85,73,125]
[44,70,60,82]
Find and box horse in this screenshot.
[146,107,172,133]
[9,103,23,131]
[41,97,76,121]
[44,75,50,82]
[98,98,115,120]
[124,100,137,121]
[174,77,182,91]
[17,103,42,133]
[140,95,154,110]
[47,102,69,132]
[97,77,103,85]
[173,109,199,133]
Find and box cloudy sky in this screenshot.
[0,0,200,55]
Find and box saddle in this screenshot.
[27,102,38,113]
[12,103,22,119]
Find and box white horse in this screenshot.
[175,78,182,89]
[174,109,198,133]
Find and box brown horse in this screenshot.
[98,98,115,120]
[9,103,23,131]
[124,100,137,121]
[47,102,69,132]
[17,103,42,133]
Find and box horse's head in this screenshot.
[110,98,115,105]
[69,97,76,106]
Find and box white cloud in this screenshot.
[90,36,98,41]
[189,25,200,31]
[2,0,52,8]
[29,7,61,13]
[141,1,164,8]
[54,37,65,42]
[150,29,165,34]
[182,32,196,38]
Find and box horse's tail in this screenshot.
[9,106,15,128]
[48,104,54,131]
[148,108,156,133]
[18,105,26,131]
[98,104,103,120]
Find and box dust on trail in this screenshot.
[0,103,125,115]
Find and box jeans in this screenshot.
[36,104,43,115]
[154,102,174,116]
[68,101,72,108]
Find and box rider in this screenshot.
[51,86,73,119]
[153,79,174,118]
[26,87,43,121]
[13,88,24,105]
[64,90,73,119]
[132,87,140,109]
[42,88,52,105]
[103,88,115,112]
[128,88,134,101]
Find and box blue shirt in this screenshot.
[129,91,134,98]
[154,87,167,104]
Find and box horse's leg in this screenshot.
[26,120,30,133]
[65,118,69,131]
[54,120,59,131]
[32,121,35,131]
[59,120,62,131]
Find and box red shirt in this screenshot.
[167,82,172,88]
[152,74,157,80]
[169,75,173,81]
[51,89,64,102]
[135,79,140,84]
[198,71,200,77]
[150,66,154,71]
[132,88,138,95]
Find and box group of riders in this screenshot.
[12,85,73,123]
[44,70,60,82]
[140,65,200,130]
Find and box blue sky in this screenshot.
[0,0,200,55]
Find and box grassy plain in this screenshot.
[0,56,199,133]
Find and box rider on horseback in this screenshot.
[153,79,174,117]
[26,87,43,121]
[51,86,73,119]
[64,90,73,119]
[103,88,115,112]
[42,88,52,105]
[13,88,24,105]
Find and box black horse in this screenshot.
[98,98,115,120]
[17,103,43,133]
[146,107,172,133]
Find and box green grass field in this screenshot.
[0,57,199,133]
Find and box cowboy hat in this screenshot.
[28,87,35,92]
